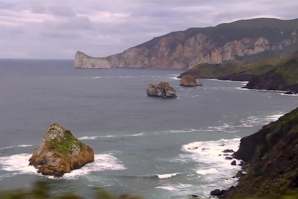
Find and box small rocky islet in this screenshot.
[179,75,202,87]
[29,123,94,177]
[146,82,177,98]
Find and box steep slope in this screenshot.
[222,107,298,198]
[245,52,298,91]
[75,18,298,69]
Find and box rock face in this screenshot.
[75,18,298,69]
[179,75,202,87]
[29,124,94,177]
[146,82,177,98]
[221,107,298,198]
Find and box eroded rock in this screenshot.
[146,82,177,98]
[180,75,202,87]
[29,123,94,177]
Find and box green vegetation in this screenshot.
[228,107,298,198]
[137,18,298,50]
[179,50,298,92]
[0,181,298,199]
[0,181,144,199]
[48,130,83,156]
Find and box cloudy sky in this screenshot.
[1,0,298,59]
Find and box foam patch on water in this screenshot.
[156,183,193,192]
[78,136,98,140]
[196,168,218,175]
[0,153,126,179]
[179,138,241,196]
[167,74,180,80]
[64,154,126,178]
[157,173,179,179]
[78,133,145,140]
[239,113,284,128]
[0,153,37,174]
[0,145,33,150]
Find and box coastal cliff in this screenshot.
[179,50,298,92]
[222,107,298,198]
[75,18,298,69]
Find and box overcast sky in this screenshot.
[0,0,298,59]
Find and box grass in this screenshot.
[48,130,83,156]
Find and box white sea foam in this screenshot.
[64,154,126,178]
[156,183,193,191]
[167,74,180,80]
[78,133,145,140]
[281,93,298,97]
[78,136,98,140]
[0,145,33,150]
[0,153,126,179]
[157,173,178,179]
[179,138,241,196]
[0,153,37,174]
[196,168,218,175]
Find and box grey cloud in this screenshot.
[30,3,47,14]
[47,5,76,18]
[0,0,298,59]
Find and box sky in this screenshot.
[0,0,298,59]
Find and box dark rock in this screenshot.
[235,171,245,178]
[210,189,226,196]
[284,91,296,95]
[223,154,230,156]
[231,160,237,166]
[191,195,198,198]
[147,82,177,98]
[219,154,222,156]
[180,75,202,87]
[225,157,233,160]
[238,161,245,166]
[223,149,234,153]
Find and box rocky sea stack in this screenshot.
[29,123,94,177]
[180,75,202,87]
[147,82,177,98]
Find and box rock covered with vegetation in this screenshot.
[146,82,177,98]
[221,106,298,198]
[179,75,202,87]
[29,123,94,177]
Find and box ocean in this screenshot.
[0,59,298,199]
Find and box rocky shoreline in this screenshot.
[208,106,298,198]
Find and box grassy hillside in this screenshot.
[245,52,298,91]
[179,49,298,92]
[222,106,298,199]
[136,18,298,50]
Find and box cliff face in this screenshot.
[75,18,298,69]
[223,107,298,198]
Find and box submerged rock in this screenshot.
[231,160,237,166]
[210,189,226,196]
[29,123,94,177]
[146,82,177,98]
[284,91,297,95]
[223,149,234,153]
[179,75,202,87]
